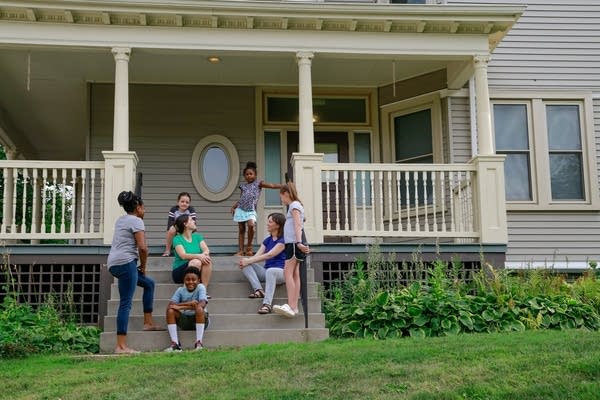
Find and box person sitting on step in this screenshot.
[238,212,286,314]
[164,266,209,352]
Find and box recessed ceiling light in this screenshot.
[207,56,221,64]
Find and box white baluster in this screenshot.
[20,169,28,233]
[449,170,456,232]
[413,171,420,232]
[325,169,331,231]
[334,170,340,231]
[351,170,357,233]
[440,170,447,233]
[386,171,393,232]
[90,169,96,233]
[11,169,18,233]
[395,171,402,232]
[370,170,376,232]
[431,170,437,233]
[60,169,67,233]
[99,168,105,234]
[343,170,349,231]
[79,169,86,234]
[31,169,38,234]
[51,169,57,234]
[1,168,7,233]
[423,171,429,232]
[41,169,48,233]
[360,170,367,232]
[404,171,411,232]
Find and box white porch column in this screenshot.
[112,47,130,153]
[291,153,324,244]
[473,55,494,156]
[103,47,138,244]
[296,51,315,153]
[472,154,508,244]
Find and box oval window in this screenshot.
[191,135,239,202]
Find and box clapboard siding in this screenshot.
[449,0,600,89]
[90,83,256,245]
[448,96,472,163]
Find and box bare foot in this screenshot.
[143,324,165,331]
[114,347,140,354]
[161,251,170,257]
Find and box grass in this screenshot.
[1,330,599,400]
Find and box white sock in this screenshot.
[167,324,178,343]
[195,323,205,342]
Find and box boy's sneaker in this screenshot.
[273,303,296,318]
[164,341,182,352]
[194,340,204,351]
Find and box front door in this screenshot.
[287,132,350,241]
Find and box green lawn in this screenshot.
[1,329,599,400]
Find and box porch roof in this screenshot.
[0,1,524,50]
[0,1,523,160]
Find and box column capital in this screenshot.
[111,47,131,62]
[473,54,490,68]
[296,51,314,64]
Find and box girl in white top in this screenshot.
[273,183,310,318]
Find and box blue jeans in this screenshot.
[109,260,155,335]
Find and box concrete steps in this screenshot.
[99,255,329,353]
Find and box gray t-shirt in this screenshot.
[284,201,304,244]
[107,214,145,267]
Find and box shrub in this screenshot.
[0,261,100,358]
[324,247,600,339]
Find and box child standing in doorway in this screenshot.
[231,161,282,256]
[162,192,197,257]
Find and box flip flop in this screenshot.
[115,347,140,354]
[161,252,170,257]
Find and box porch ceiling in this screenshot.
[0,0,524,161]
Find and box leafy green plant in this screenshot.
[0,258,100,358]
[324,248,600,340]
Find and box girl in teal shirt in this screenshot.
[171,214,212,289]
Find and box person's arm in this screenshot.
[230,200,239,215]
[259,181,283,189]
[197,240,211,263]
[239,243,269,268]
[292,209,309,254]
[134,231,148,273]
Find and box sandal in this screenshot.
[248,289,265,299]
[245,246,254,256]
[257,303,272,314]
[161,251,170,257]
[233,250,244,256]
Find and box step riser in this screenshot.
[103,314,326,331]
[99,329,329,352]
[110,282,319,299]
[125,268,315,284]
[106,298,323,315]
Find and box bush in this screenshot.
[324,247,600,339]
[0,263,100,358]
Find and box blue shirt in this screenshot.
[170,284,207,316]
[263,235,285,269]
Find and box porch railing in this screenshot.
[320,163,478,239]
[0,161,105,240]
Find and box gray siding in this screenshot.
[450,0,600,90]
[90,84,256,246]
[448,96,472,163]
[450,0,600,265]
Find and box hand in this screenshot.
[137,265,146,274]
[239,258,248,268]
[198,253,211,264]
[297,243,310,254]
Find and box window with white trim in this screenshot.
[491,95,597,209]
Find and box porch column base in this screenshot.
[291,153,324,244]
[102,151,139,245]
[471,154,507,244]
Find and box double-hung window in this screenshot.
[491,94,597,209]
